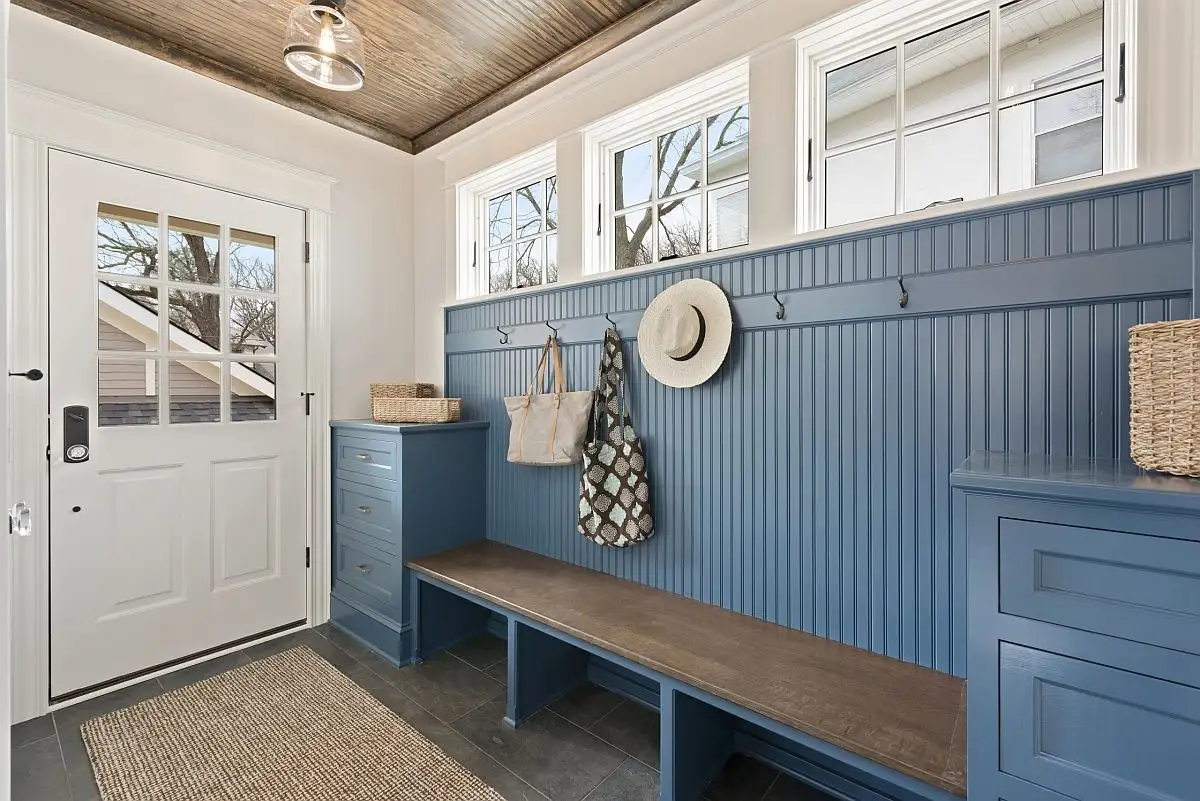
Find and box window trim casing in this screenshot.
[584,59,750,274]
[796,0,1137,234]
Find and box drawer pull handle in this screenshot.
[355,564,373,574]
[355,453,372,462]
[356,505,372,515]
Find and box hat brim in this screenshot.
[637,279,733,388]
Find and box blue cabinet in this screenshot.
[329,420,488,665]
[952,452,1200,801]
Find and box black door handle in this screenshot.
[8,369,43,381]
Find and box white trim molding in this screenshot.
[7,88,336,722]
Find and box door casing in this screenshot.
[8,84,336,721]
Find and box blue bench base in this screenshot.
[412,573,960,801]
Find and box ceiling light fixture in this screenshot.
[283,0,365,92]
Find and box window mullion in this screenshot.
[508,190,516,291]
[988,2,1001,198]
[700,115,709,255]
[651,140,660,265]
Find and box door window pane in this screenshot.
[488,247,512,293]
[904,14,989,126]
[546,234,558,284]
[232,362,276,422]
[168,217,220,285]
[1000,0,1103,99]
[515,182,544,238]
[488,194,512,246]
[515,239,543,289]
[98,280,159,352]
[546,178,558,230]
[615,141,653,210]
[97,203,159,278]
[825,140,896,228]
[707,105,750,183]
[169,360,222,424]
[826,48,897,148]
[903,115,990,212]
[708,182,749,252]
[657,195,702,261]
[615,208,652,270]
[97,357,159,427]
[230,229,276,292]
[230,296,277,355]
[168,288,221,351]
[658,122,702,198]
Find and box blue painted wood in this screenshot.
[410,578,492,663]
[445,175,1197,679]
[505,619,589,728]
[999,518,1200,656]
[1000,642,1200,801]
[954,453,1200,801]
[329,421,488,664]
[588,656,660,710]
[662,687,734,801]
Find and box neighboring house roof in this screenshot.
[100,283,275,399]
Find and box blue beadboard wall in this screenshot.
[443,173,1198,678]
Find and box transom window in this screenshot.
[803,0,1132,231]
[485,176,558,293]
[608,105,750,270]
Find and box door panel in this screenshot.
[49,151,308,698]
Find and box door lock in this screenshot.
[63,405,90,463]
[8,368,43,381]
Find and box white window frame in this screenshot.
[584,60,750,274]
[455,144,556,299]
[796,0,1137,234]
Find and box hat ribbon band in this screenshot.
[669,306,707,362]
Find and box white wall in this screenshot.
[411,0,1200,388]
[8,7,414,419]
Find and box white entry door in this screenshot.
[48,151,309,699]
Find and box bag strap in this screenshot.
[549,336,567,397]
[588,328,633,444]
[525,336,554,402]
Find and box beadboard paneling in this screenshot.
[444,174,1198,678]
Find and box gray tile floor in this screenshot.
[11,626,834,801]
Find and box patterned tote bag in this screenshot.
[578,329,654,547]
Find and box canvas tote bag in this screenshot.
[505,336,593,466]
[578,329,654,547]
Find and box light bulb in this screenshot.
[318,14,336,54]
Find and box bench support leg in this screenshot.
[506,619,588,728]
[661,687,733,801]
[411,577,491,664]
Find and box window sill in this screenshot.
[443,162,1199,310]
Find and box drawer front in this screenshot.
[334,479,399,550]
[1000,642,1200,801]
[1000,518,1200,655]
[335,434,398,481]
[332,529,402,619]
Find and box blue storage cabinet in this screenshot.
[952,452,1200,801]
[329,420,488,665]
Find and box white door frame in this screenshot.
[7,82,336,722]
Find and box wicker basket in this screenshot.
[370,382,436,400]
[372,397,462,424]
[1129,318,1200,477]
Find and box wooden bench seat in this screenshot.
[409,541,966,801]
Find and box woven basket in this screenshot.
[370,382,436,400]
[1129,318,1200,477]
[372,397,462,424]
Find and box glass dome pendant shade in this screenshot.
[283,0,365,92]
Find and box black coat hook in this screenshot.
[898,276,910,309]
[772,293,785,321]
[497,327,510,345]
[545,320,559,337]
[605,313,617,329]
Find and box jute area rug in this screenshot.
[81,646,505,801]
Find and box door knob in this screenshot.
[8,502,32,537]
[8,369,43,381]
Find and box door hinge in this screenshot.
[305,547,311,568]
[1114,42,1126,103]
[301,392,315,415]
[45,445,50,462]
[304,241,311,264]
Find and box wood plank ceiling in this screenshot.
[15,0,705,152]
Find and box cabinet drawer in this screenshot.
[1000,643,1200,801]
[334,479,399,551]
[1000,519,1200,655]
[335,435,398,481]
[332,528,402,620]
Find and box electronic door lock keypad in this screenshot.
[63,405,90,463]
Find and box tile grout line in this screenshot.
[577,758,630,801]
[542,705,660,774]
[757,771,781,801]
[584,697,628,731]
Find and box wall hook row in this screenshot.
[898,276,910,309]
